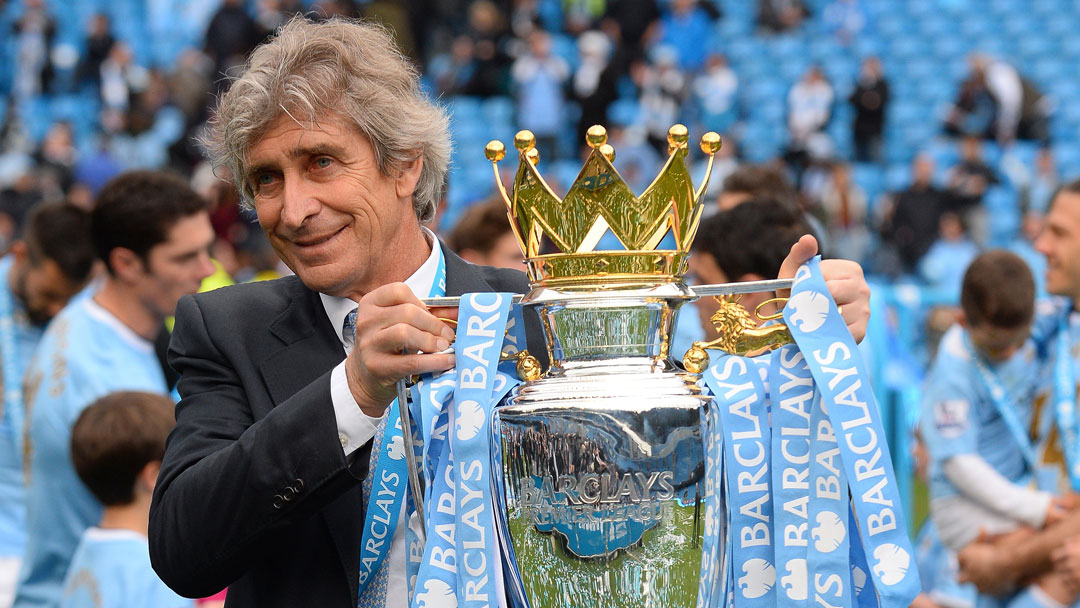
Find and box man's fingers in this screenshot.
[376,323,453,356]
[776,234,819,295]
[359,302,456,344]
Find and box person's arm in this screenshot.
[149,295,369,597]
[960,510,1080,593]
[943,454,1053,528]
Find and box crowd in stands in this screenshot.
[0,0,1080,605]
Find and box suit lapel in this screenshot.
[443,242,496,297]
[257,280,344,408]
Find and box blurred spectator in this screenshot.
[717,163,798,211]
[564,0,606,34]
[255,0,305,34]
[946,135,999,245]
[849,56,889,163]
[601,0,661,66]
[946,54,1050,145]
[464,0,512,97]
[758,0,808,33]
[204,0,264,89]
[77,14,114,90]
[12,0,56,101]
[429,35,478,97]
[637,47,689,155]
[34,122,77,198]
[879,155,947,275]
[1025,148,1058,214]
[919,211,979,298]
[693,53,738,136]
[785,66,833,181]
[655,0,714,73]
[818,162,870,263]
[0,174,45,246]
[99,43,148,115]
[823,0,864,45]
[511,29,570,160]
[571,30,618,149]
[0,202,95,608]
[447,198,524,270]
[1010,210,1048,298]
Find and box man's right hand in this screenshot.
[957,530,1017,595]
[344,283,456,417]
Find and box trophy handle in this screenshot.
[682,295,794,373]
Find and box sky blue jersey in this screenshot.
[920,325,1043,501]
[60,528,189,608]
[16,297,167,608]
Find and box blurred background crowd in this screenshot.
[2,0,1080,603]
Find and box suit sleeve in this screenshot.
[149,294,371,597]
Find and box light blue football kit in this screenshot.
[921,325,1047,549]
[60,528,188,608]
[15,296,167,608]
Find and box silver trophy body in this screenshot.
[492,284,720,608]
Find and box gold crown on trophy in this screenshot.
[485,124,722,289]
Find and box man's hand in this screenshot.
[1048,498,1071,527]
[344,283,456,417]
[777,234,871,342]
[1053,535,1080,594]
[957,530,1017,595]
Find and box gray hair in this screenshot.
[201,16,451,223]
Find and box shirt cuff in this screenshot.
[330,361,382,457]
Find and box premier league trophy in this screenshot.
[400,124,919,608]
[486,124,729,608]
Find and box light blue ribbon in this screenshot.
[697,377,726,608]
[769,345,813,607]
[702,355,776,608]
[358,247,447,607]
[410,294,520,608]
[0,257,24,461]
[807,389,852,608]
[785,257,920,607]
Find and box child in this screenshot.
[922,250,1074,607]
[61,391,190,608]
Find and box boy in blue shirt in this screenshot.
[61,391,189,608]
[922,250,1076,607]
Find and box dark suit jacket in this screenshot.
[149,244,542,607]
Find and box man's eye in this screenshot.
[256,173,275,186]
[314,157,333,169]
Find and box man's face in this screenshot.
[481,233,525,270]
[689,251,729,337]
[967,321,1030,363]
[15,258,83,326]
[246,115,418,298]
[135,212,216,319]
[1036,192,1080,301]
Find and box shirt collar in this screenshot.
[320,227,441,348]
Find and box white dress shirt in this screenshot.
[322,228,440,608]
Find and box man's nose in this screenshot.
[280,177,321,230]
[196,251,216,281]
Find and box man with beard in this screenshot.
[0,202,95,606]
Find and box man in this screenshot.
[0,202,95,606]
[958,179,1080,597]
[881,155,948,276]
[447,198,524,271]
[148,17,872,608]
[15,171,215,608]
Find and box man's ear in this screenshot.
[108,247,144,282]
[138,460,161,494]
[394,153,424,201]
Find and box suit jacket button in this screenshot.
[272,494,284,509]
[283,487,296,501]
